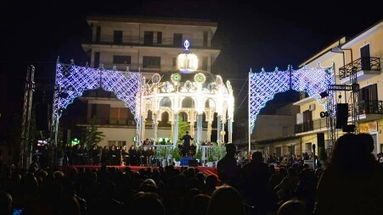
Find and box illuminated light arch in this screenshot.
[51,62,142,141]
[248,66,334,133]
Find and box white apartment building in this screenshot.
[78,16,221,147]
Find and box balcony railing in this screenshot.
[295,118,327,133]
[356,100,383,115]
[339,57,381,79]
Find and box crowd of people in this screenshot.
[63,144,157,166]
[1,133,383,215]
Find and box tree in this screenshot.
[82,119,105,148]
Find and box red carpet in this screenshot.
[60,165,218,178]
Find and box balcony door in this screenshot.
[360,44,371,70]
[303,110,313,131]
[359,84,378,114]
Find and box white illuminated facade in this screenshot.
[137,41,235,146]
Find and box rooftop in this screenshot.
[87,15,218,27]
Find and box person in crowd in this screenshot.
[217,144,239,187]
[242,151,276,215]
[0,191,12,215]
[203,175,218,195]
[277,200,306,215]
[132,192,165,215]
[315,133,383,215]
[274,167,299,203]
[207,185,245,215]
[190,194,210,215]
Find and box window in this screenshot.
[360,44,371,70]
[110,108,131,125]
[113,30,123,44]
[306,143,312,153]
[173,33,183,47]
[203,31,208,47]
[94,52,100,68]
[276,147,282,157]
[113,55,131,64]
[157,32,162,44]
[108,141,116,147]
[96,26,101,42]
[360,84,378,101]
[117,141,126,147]
[172,57,176,67]
[144,31,154,45]
[143,56,161,68]
[202,57,208,71]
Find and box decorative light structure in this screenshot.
[248,66,334,151]
[140,72,234,147]
[177,40,199,73]
[51,62,142,145]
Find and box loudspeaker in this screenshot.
[336,103,348,129]
[188,159,198,167]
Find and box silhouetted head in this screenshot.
[207,186,245,215]
[357,133,374,154]
[0,192,12,215]
[252,151,263,162]
[277,200,306,215]
[132,192,165,215]
[191,194,211,215]
[331,133,374,173]
[225,144,236,157]
[206,175,218,188]
[139,179,158,193]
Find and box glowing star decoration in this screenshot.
[248,67,334,133]
[177,40,199,73]
[52,63,142,125]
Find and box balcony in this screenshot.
[339,57,381,84]
[295,118,327,134]
[351,100,383,122]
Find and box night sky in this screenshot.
[1,0,382,128]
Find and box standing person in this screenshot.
[181,131,193,157]
[315,133,383,215]
[242,151,276,215]
[217,144,239,187]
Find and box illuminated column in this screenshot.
[221,119,226,144]
[216,115,222,144]
[196,114,203,144]
[207,120,212,142]
[141,118,146,144]
[153,113,158,144]
[228,118,233,143]
[189,115,195,138]
[172,113,179,146]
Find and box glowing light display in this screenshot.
[177,40,199,73]
[52,63,142,125]
[248,67,334,133]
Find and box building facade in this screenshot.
[76,16,221,147]
[295,20,383,157]
[256,20,383,159]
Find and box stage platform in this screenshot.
[60,165,218,178]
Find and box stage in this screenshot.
[59,165,218,178]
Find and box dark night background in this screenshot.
[1,0,382,140]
